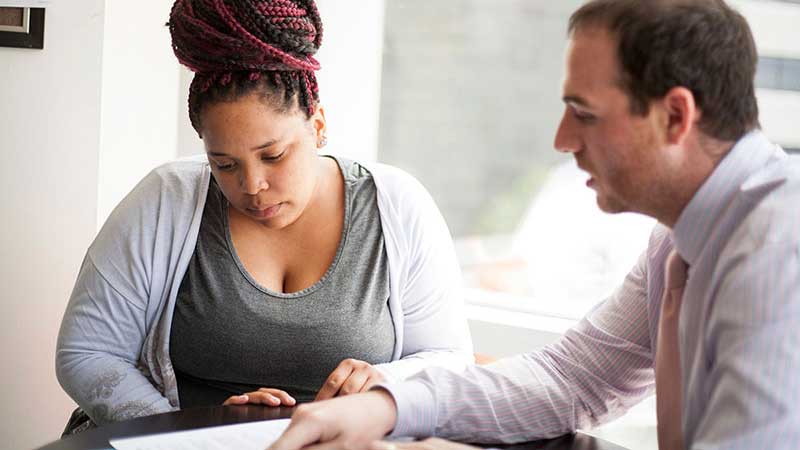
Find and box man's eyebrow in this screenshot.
[563,95,592,108]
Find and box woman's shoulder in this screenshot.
[113,156,210,211]
[357,160,430,202]
[357,160,450,242]
[146,155,209,189]
[91,156,210,255]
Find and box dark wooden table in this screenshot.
[36,405,628,450]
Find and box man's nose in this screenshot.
[554,111,580,154]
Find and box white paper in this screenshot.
[110,418,290,450]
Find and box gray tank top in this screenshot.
[170,156,395,406]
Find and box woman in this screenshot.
[56,0,472,434]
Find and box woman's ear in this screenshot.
[312,105,327,148]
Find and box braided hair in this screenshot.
[168,0,323,133]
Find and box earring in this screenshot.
[317,136,328,148]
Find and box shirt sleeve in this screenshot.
[373,168,474,381]
[690,240,800,449]
[382,248,656,443]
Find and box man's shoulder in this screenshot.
[734,155,800,247]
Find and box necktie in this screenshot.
[656,249,688,450]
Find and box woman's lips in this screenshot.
[247,202,283,218]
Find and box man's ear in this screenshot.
[661,87,698,146]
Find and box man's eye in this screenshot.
[574,110,596,123]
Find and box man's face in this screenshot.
[554,26,668,215]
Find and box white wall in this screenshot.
[0,2,387,447]
[0,1,181,447]
[175,0,388,163]
[731,0,800,59]
[96,1,181,226]
[315,0,386,162]
[0,2,105,448]
[732,0,800,148]
[176,65,201,157]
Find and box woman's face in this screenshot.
[199,93,326,229]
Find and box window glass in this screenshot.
[376,0,800,319]
[376,0,654,318]
[757,56,800,91]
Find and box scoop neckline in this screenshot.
[222,155,351,299]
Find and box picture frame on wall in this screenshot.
[0,7,45,49]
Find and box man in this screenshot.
[270,1,800,449]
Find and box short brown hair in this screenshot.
[568,0,760,142]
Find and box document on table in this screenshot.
[109,418,290,450]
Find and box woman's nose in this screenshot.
[240,168,269,195]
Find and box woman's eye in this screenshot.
[215,162,236,171]
[263,151,285,162]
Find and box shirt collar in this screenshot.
[672,130,776,265]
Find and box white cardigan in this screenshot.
[56,156,473,424]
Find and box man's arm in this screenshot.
[270,391,398,450]
[386,246,656,443]
[270,243,661,449]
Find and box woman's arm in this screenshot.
[56,256,174,425]
[372,167,474,382]
[55,161,207,424]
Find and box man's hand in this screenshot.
[371,438,479,450]
[315,358,386,401]
[223,388,296,407]
[269,390,398,450]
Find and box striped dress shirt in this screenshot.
[383,130,800,449]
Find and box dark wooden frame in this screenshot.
[0,7,45,49]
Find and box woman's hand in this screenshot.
[222,387,296,407]
[314,358,386,401]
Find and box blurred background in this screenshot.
[1,1,798,448]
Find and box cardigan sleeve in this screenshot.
[55,163,203,424]
[371,165,474,381]
[56,256,175,425]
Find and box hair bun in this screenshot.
[169,0,323,73]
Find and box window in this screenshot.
[376,0,654,319]
[375,0,800,320]
[373,3,798,450]
[756,56,800,91]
